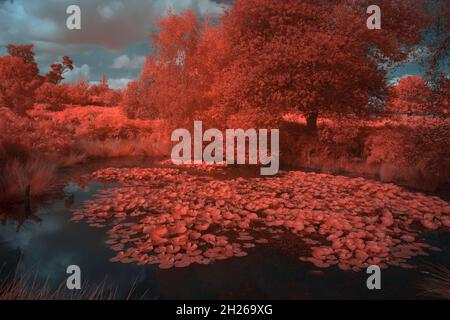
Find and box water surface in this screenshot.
[1,160,448,300]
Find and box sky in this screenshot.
[0,0,227,88]
[0,0,439,89]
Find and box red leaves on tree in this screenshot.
[6,44,40,77]
[0,55,42,115]
[45,56,74,84]
[387,76,433,115]
[387,75,449,116]
[122,79,156,119]
[125,10,221,126]
[211,0,428,129]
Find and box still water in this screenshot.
[0,161,449,300]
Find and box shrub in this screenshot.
[386,76,433,115]
[283,114,450,190]
[102,89,122,107]
[121,79,157,120]
[0,108,35,152]
[364,121,450,189]
[35,83,70,110]
[0,56,42,115]
[0,157,57,204]
[67,80,91,105]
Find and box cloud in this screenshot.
[108,78,132,89]
[97,1,126,20]
[0,0,226,50]
[112,54,145,69]
[63,64,91,83]
[0,0,226,83]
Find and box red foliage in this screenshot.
[149,9,205,123]
[387,75,449,116]
[212,0,427,129]
[37,76,122,108]
[45,56,74,84]
[1,44,119,113]
[433,74,449,116]
[0,56,42,115]
[6,44,40,77]
[67,80,91,105]
[122,79,156,119]
[89,76,122,106]
[132,10,219,127]
[424,0,449,81]
[386,76,433,115]
[35,83,71,110]
[0,45,42,115]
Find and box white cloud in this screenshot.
[112,55,130,69]
[130,56,146,69]
[112,55,145,69]
[97,1,125,20]
[108,78,132,89]
[63,64,91,83]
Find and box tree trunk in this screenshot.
[306,112,318,133]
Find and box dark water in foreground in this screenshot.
[0,161,449,300]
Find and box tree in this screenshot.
[419,1,449,116]
[45,55,74,84]
[140,9,219,126]
[423,0,449,83]
[386,76,433,115]
[149,9,202,123]
[0,60,41,115]
[6,44,40,78]
[213,0,427,131]
[432,73,449,116]
[0,45,42,115]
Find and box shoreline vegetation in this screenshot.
[1,104,449,207]
[0,263,145,300]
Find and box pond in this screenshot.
[0,159,449,300]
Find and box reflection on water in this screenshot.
[0,163,449,299]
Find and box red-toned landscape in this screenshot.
[0,0,449,301]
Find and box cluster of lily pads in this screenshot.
[71,167,450,271]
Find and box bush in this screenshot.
[0,108,35,152]
[283,114,450,190]
[35,82,70,110]
[121,79,157,120]
[366,121,450,189]
[67,80,91,105]
[0,56,42,115]
[102,89,122,107]
[35,80,122,109]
